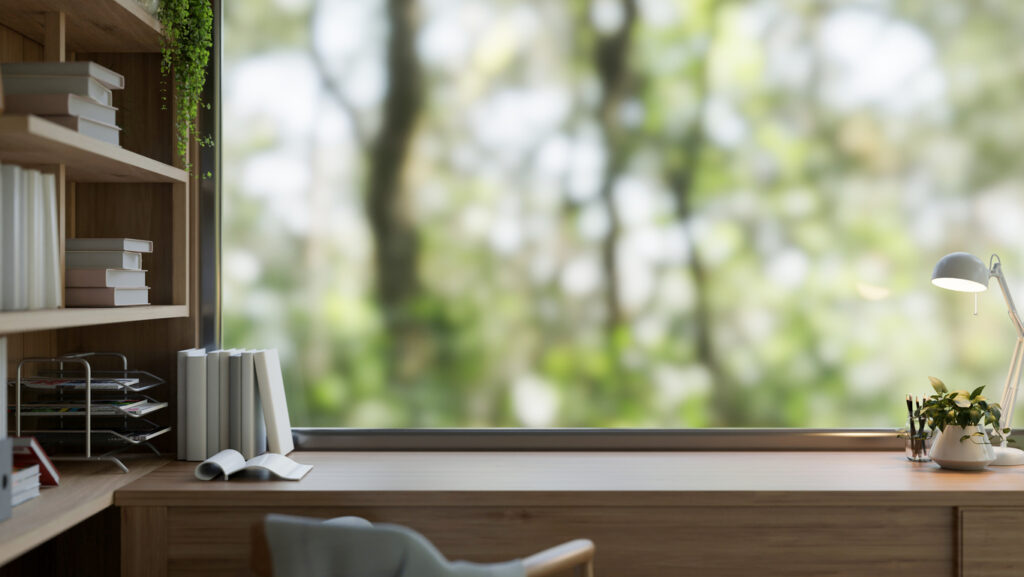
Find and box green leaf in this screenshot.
[969,408,982,423]
[970,385,985,399]
[929,376,948,394]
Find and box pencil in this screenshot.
[906,395,916,439]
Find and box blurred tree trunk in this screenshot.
[368,0,426,386]
[369,0,423,316]
[594,0,638,335]
[665,1,742,425]
[310,0,426,391]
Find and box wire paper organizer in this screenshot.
[13,352,170,473]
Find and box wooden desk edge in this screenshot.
[0,457,170,566]
[0,486,114,565]
[111,489,1024,509]
[112,451,1024,509]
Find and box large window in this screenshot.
[224,0,1024,428]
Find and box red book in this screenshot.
[12,437,60,486]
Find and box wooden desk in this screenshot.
[0,456,167,568]
[115,452,1024,577]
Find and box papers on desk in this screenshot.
[194,449,312,481]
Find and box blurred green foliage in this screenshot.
[223,0,1024,428]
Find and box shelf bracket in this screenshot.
[44,11,66,63]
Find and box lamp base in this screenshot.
[990,446,1024,466]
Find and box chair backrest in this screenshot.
[253,514,526,577]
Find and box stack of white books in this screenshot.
[12,464,40,507]
[65,238,152,307]
[1,61,124,146]
[0,163,61,311]
[177,348,294,462]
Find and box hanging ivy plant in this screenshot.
[157,0,213,169]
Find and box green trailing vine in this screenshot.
[157,0,213,170]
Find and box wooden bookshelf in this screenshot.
[0,116,186,184]
[0,0,161,53]
[0,2,199,572]
[0,305,188,334]
[1,0,196,477]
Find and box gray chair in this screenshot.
[250,514,595,577]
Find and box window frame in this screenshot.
[292,428,904,451]
[200,0,223,351]
[210,3,950,452]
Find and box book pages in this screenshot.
[41,173,61,308]
[195,449,312,481]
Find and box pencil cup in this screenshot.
[905,420,931,462]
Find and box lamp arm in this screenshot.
[992,261,1024,442]
[997,338,1024,443]
[992,263,1024,338]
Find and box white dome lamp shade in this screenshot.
[931,251,1024,466]
[931,252,990,293]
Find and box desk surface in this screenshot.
[0,455,167,566]
[114,451,1024,508]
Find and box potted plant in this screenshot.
[918,377,1009,470]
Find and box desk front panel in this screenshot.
[118,452,1018,577]
[123,503,951,577]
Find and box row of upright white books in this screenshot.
[1,61,124,146]
[178,348,294,462]
[65,237,152,307]
[0,162,61,311]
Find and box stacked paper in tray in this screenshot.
[65,238,152,307]
[1,61,124,146]
[0,163,61,311]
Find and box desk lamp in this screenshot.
[932,252,1024,466]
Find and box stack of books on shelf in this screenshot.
[65,238,152,307]
[11,464,39,508]
[177,348,294,461]
[0,163,61,311]
[14,439,59,489]
[13,437,60,487]
[8,437,60,508]
[1,61,124,146]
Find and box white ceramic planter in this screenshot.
[929,425,996,470]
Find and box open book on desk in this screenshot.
[195,449,312,481]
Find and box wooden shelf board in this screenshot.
[0,0,162,53]
[0,305,187,334]
[0,456,169,567]
[0,116,186,183]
